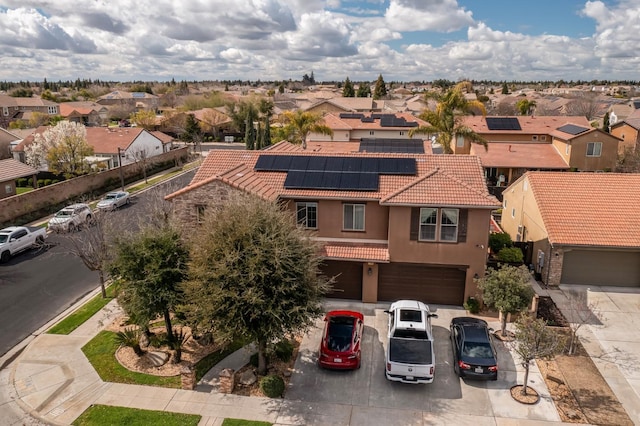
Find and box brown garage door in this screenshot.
[378,263,466,305]
[320,260,363,300]
[561,250,640,287]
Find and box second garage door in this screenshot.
[320,260,363,300]
[561,250,640,287]
[378,263,466,305]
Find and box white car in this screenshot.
[48,203,93,233]
[97,191,130,211]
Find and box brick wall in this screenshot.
[547,247,564,286]
[171,179,237,226]
[0,147,188,225]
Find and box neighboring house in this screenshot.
[608,100,640,128]
[166,148,500,306]
[0,95,60,128]
[458,116,620,191]
[59,102,109,126]
[305,112,432,154]
[502,172,640,287]
[610,108,640,154]
[304,97,381,115]
[0,158,38,198]
[97,91,159,111]
[156,108,234,140]
[0,127,21,158]
[12,126,172,170]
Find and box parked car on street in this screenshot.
[318,310,364,370]
[48,203,93,233]
[385,300,437,384]
[97,191,130,211]
[0,226,47,263]
[450,317,498,381]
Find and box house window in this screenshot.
[565,144,570,155]
[399,131,405,136]
[296,202,317,229]
[419,208,458,242]
[369,131,375,136]
[343,203,365,231]
[2,107,7,116]
[456,135,464,147]
[195,205,206,224]
[503,199,508,209]
[586,142,602,157]
[511,208,516,218]
[5,184,12,194]
[48,106,57,114]
[532,135,538,141]
[541,135,547,141]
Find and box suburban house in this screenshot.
[156,108,235,141]
[97,91,159,111]
[12,126,173,170]
[0,158,38,198]
[165,147,500,306]
[501,171,640,287]
[303,97,383,115]
[610,108,640,154]
[0,95,60,128]
[59,102,109,127]
[304,112,432,154]
[456,115,621,193]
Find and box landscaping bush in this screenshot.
[114,327,144,356]
[43,179,52,186]
[16,178,27,187]
[489,232,512,254]
[259,375,285,398]
[27,178,33,186]
[273,339,295,362]
[463,296,480,314]
[496,246,524,263]
[52,179,60,184]
[37,179,44,187]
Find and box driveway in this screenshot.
[549,285,640,424]
[285,300,560,425]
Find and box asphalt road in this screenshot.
[0,170,195,358]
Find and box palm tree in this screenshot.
[281,110,333,149]
[409,81,488,154]
[516,99,537,115]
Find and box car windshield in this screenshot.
[0,235,7,243]
[462,342,494,358]
[399,309,422,322]
[55,210,73,218]
[104,194,117,200]
[327,316,354,352]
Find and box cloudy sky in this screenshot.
[1,0,637,83]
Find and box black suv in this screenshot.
[450,317,498,380]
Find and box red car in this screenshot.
[318,310,364,370]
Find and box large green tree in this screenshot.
[109,226,189,342]
[409,81,488,154]
[515,98,537,116]
[342,77,355,97]
[356,82,371,98]
[281,110,333,149]
[180,192,331,375]
[373,74,387,100]
[477,264,535,337]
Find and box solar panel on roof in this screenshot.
[307,156,326,171]
[284,171,379,191]
[132,92,145,98]
[339,113,364,119]
[254,155,276,171]
[359,138,424,154]
[486,117,522,131]
[380,116,394,127]
[325,157,344,171]
[557,124,589,135]
[289,156,310,171]
[272,155,293,171]
[361,117,374,123]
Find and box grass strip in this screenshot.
[47,285,116,335]
[72,404,200,426]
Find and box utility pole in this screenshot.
[117,147,125,192]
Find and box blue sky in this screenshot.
[0,0,637,82]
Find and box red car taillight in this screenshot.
[488,366,498,372]
[458,361,471,370]
[429,366,434,375]
[386,362,391,371]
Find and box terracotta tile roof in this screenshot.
[0,159,38,181]
[526,172,640,247]
[320,242,390,262]
[263,141,305,152]
[58,104,98,116]
[12,126,48,151]
[470,143,569,169]
[85,127,145,154]
[490,217,502,233]
[461,115,591,135]
[322,112,429,131]
[150,131,174,144]
[168,148,499,209]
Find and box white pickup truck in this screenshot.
[0,226,47,263]
[384,300,438,384]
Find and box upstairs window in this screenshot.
[419,208,459,242]
[456,135,464,147]
[343,203,365,231]
[586,142,602,157]
[296,202,317,229]
[195,205,206,224]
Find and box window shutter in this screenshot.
[457,209,468,243]
[410,208,419,240]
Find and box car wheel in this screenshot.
[68,223,76,233]
[0,251,10,263]
[125,198,130,205]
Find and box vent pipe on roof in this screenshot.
[508,145,512,152]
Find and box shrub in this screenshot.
[250,352,260,367]
[16,178,27,187]
[52,179,60,184]
[43,179,52,186]
[260,375,285,398]
[273,339,295,362]
[497,247,524,263]
[27,178,33,186]
[37,179,44,187]
[114,327,144,356]
[463,296,480,314]
[489,232,512,254]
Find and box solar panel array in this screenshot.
[486,117,522,131]
[380,116,419,128]
[359,138,425,154]
[339,113,365,119]
[254,155,417,191]
[557,124,589,135]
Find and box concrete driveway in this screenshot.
[550,285,640,424]
[285,300,561,425]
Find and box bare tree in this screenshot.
[562,290,601,355]
[616,146,640,173]
[512,314,565,396]
[132,147,151,184]
[61,212,116,298]
[565,93,606,120]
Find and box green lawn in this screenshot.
[16,187,34,195]
[72,405,200,426]
[48,285,116,335]
[222,419,272,426]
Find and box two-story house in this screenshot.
[59,102,109,127]
[610,108,640,154]
[0,95,60,128]
[501,172,640,287]
[166,147,500,306]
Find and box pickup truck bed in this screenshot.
[389,338,433,364]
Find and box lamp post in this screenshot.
[117,147,125,192]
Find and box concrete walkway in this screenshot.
[0,291,584,426]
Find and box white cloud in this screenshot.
[385,0,474,32]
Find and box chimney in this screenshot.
[508,145,512,152]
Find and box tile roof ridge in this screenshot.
[380,168,439,203]
[434,167,495,199]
